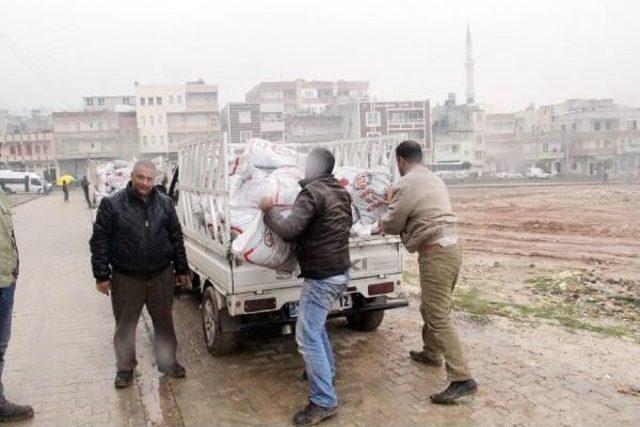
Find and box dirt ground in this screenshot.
[404,183,640,343]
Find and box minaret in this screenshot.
[465,24,475,104]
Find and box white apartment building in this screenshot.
[82,95,136,113]
[135,80,220,156]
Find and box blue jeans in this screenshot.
[296,273,348,408]
[0,284,15,401]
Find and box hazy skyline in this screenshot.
[1,0,639,113]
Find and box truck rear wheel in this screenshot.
[347,310,385,331]
[202,286,238,355]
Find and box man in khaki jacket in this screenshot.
[381,140,478,404]
[0,189,34,422]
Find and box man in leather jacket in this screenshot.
[260,148,352,426]
[90,160,189,389]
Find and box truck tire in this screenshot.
[347,310,385,332]
[202,286,238,355]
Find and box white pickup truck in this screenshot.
[172,137,409,355]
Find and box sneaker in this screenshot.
[0,400,34,422]
[409,350,443,367]
[293,402,337,426]
[114,370,134,389]
[160,363,186,378]
[430,379,478,404]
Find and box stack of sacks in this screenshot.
[228,139,304,271]
[94,160,134,203]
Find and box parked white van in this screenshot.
[0,170,50,194]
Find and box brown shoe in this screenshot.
[430,379,478,404]
[409,350,443,367]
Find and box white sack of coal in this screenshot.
[230,165,303,209]
[229,207,261,237]
[231,211,297,271]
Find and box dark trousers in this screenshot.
[111,267,177,372]
[0,284,15,401]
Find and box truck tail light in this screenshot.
[244,298,276,313]
[368,282,394,296]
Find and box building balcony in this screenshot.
[167,124,219,133]
[260,103,284,113]
[538,151,564,160]
[261,121,285,132]
[620,145,640,154]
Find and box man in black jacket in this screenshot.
[90,160,189,389]
[259,148,352,426]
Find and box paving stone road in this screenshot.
[3,193,639,426]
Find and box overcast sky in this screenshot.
[1,0,638,113]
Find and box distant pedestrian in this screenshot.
[155,174,168,195]
[80,176,91,208]
[381,140,478,404]
[62,180,69,203]
[602,169,609,185]
[90,160,189,389]
[259,148,352,426]
[0,188,35,422]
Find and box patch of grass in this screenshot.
[453,287,638,342]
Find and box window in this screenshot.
[475,151,483,161]
[35,145,41,154]
[451,144,460,154]
[143,136,148,146]
[561,124,566,132]
[605,121,611,131]
[159,135,164,145]
[17,146,21,155]
[572,122,577,130]
[366,112,381,127]
[148,97,154,106]
[9,145,15,155]
[239,131,252,143]
[318,88,332,99]
[156,97,162,106]
[86,98,94,106]
[89,121,94,129]
[177,95,182,104]
[98,122,103,130]
[594,121,601,131]
[542,143,549,152]
[140,97,146,106]
[98,97,105,106]
[628,121,638,130]
[43,145,48,153]
[158,115,163,125]
[150,136,156,144]
[169,95,174,105]
[302,89,317,99]
[238,111,252,124]
[122,97,129,105]
[141,116,146,126]
[150,116,155,126]
[476,135,483,144]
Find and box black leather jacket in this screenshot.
[90,182,188,281]
[265,174,352,279]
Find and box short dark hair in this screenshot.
[308,148,335,174]
[395,140,422,163]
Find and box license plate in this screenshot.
[287,294,353,318]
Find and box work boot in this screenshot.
[293,402,337,426]
[430,379,478,404]
[0,399,34,422]
[160,363,186,378]
[409,350,443,367]
[114,370,134,389]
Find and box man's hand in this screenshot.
[96,280,111,296]
[176,274,189,287]
[382,185,394,205]
[259,196,274,213]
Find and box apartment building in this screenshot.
[431,93,484,171]
[135,80,220,155]
[246,79,369,116]
[82,95,136,113]
[52,111,138,177]
[220,102,287,143]
[0,131,56,178]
